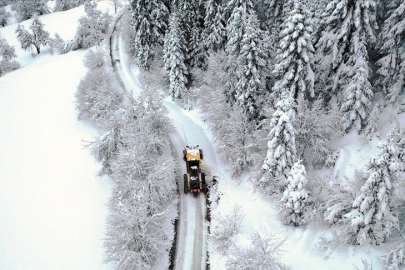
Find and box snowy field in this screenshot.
[0,4,114,270]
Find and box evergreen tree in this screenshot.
[223,0,254,23]
[339,51,374,131]
[203,0,226,52]
[177,0,204,70]
[271,1,314,105]
[15,17,50,55]
[344,127,401,245]
[261,97,297,193]
[315,0,377,110]
[364,101,382,140]
[223,0,254,105]
[163,12,188,100]
[281,160,309,226]
[130,0,169,70]
[376,0,405,105]
[235,12,267,122]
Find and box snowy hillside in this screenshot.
[0,2,114,269]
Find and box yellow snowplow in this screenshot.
[183,145,207,196]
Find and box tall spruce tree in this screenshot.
[261,97,297,193]
[344,127,401,245]
[203,0,226,52]
[315,0,377,132]
[376,0,405,105]
[163,12,188,100]
[271,1,314,105]
[130,0,169,70]
[223,0,254,105]
[235,12,267,123]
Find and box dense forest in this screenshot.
[1,0,405,269]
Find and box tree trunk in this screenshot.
[35,45,40,55]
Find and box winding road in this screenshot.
[110,16,215,270]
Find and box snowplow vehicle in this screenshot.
[183,145,207,196]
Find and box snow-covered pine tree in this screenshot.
[340,50,374,132]
[363,101,382,140]
[261,97,297,194]
[235,12,267,123]
[223,0,254,23]
[130,0,169,70]
[15,17,50,55]
[176,0,204,70]
[189,18,206,69]
[73,0,111,49]
[13,0,49,21]
[163,12,188,100]
[344,126,401,245]
[376,0,405,105]
[314,0,377,114]
[281,160,309,226]
[203,0,226,52]
[271,1,314,105]
[223,0,253,105]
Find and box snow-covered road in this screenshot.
[113,19,214,269]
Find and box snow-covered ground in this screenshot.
[0,4,114,270]
[2,1,404,269]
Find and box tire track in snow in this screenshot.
[112,20,209,270]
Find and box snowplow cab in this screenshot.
[183,145,206,196]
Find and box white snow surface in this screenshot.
[2,2,405,269]
[0,3,114,270]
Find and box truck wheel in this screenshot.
[183,150,187,161]
[184,174,188,194]
[199,149,204,160]
[201,173,207,193]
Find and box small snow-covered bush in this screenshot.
[226,230,289,270]
[73,1,111,50]
[294,96,344,168]
[381,242,405,270]
[0,34,20,75]
[210,204,244,255]
[323,171,363,226]
[75,68,122,126]
[84,47,106,70]
[0,8,10,27]
[201,52,269,175]
[49,33,74,54]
